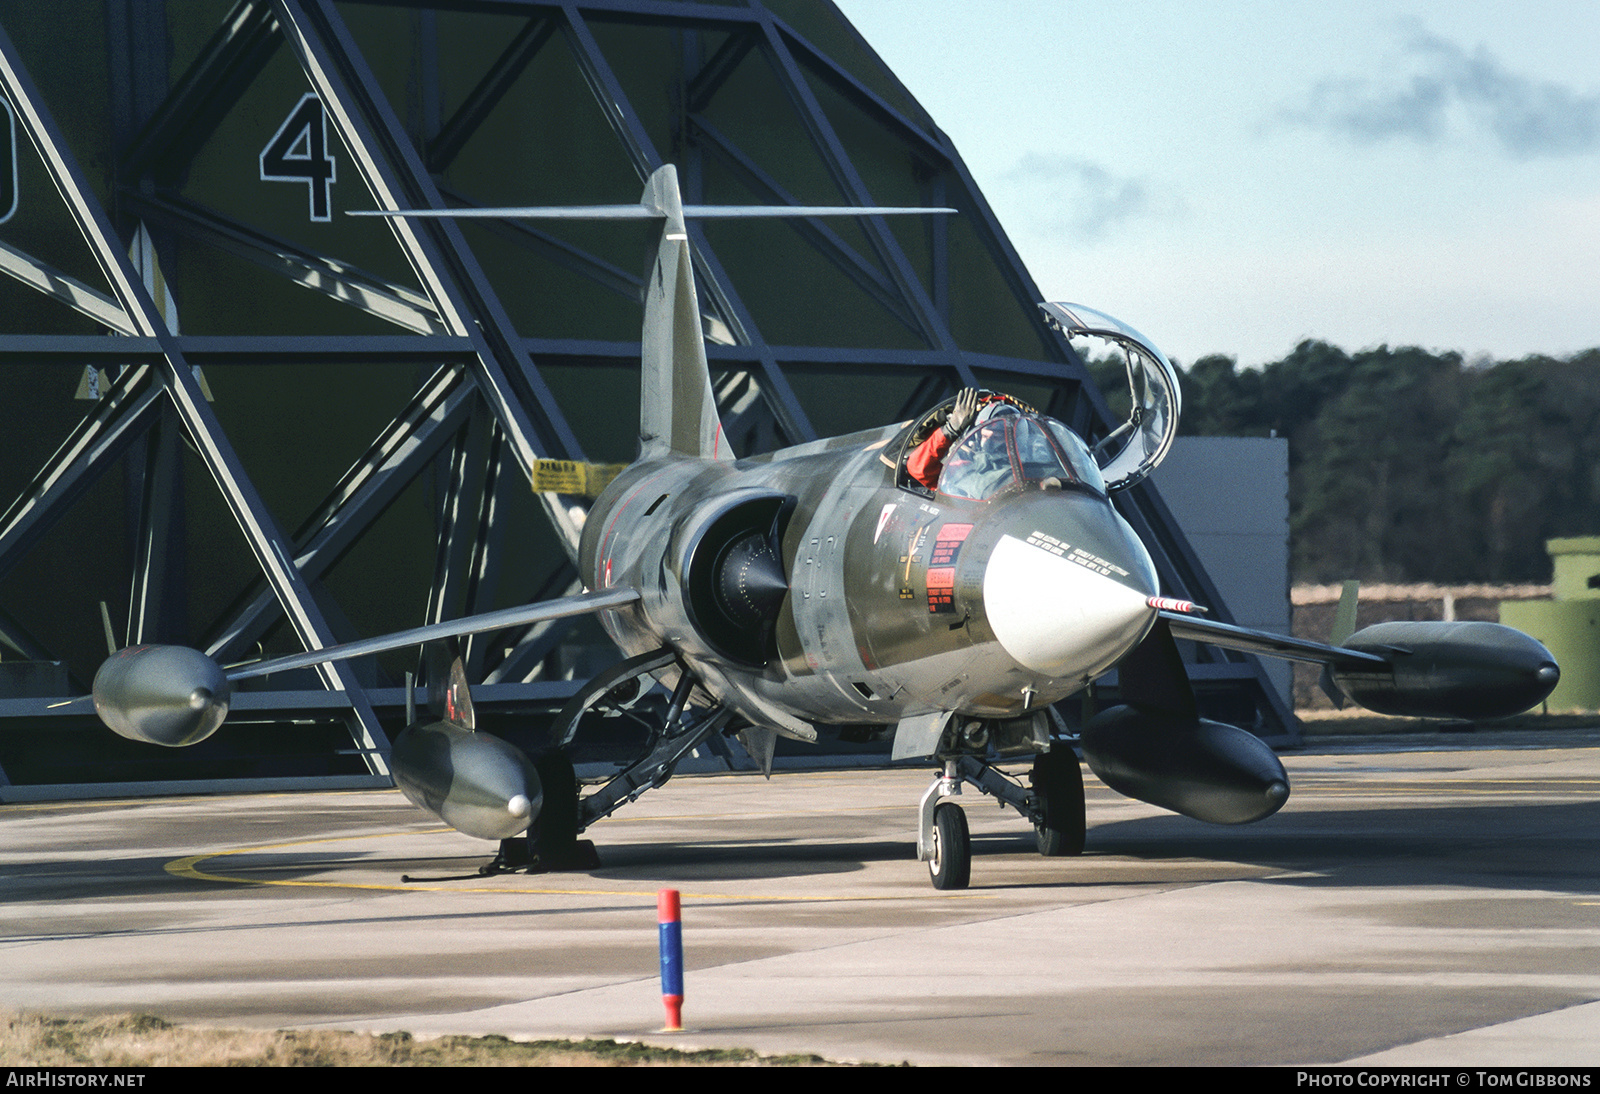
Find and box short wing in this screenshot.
[94,587,642,748]
[226,587,641,681]
[1158,610,1387,670]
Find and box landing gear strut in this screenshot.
[482,753,599,875]
[481,653,727,877]
[916,748,1086,889]
[530,752,598,869]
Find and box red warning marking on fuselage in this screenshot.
[926,566,956,613]
[929,523,973,567]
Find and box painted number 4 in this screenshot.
[260,93,335,222]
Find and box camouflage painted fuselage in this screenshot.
[579,423,1160,738]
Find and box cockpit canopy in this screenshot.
[893,394,1106,500]
[939,406,1106,500]
[890,306,1178,499]
[1039,302,1181,492]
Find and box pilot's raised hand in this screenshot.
[943,387,980,438]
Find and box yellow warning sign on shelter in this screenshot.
[530,460,626,498]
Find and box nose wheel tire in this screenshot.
[1031,749,1086,857]
[928,801,971,890]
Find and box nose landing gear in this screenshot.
[917,748,1086,889]
[928,801,971,890]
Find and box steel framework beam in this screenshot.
[203,363,477,662]
[0,16,394,775]
[123,191,447,334]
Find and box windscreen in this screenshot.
[938,414,1108,500]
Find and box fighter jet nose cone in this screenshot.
[92,645,232,747]
[983,532,1156,679]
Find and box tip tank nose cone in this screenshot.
[92,645,231,747]
[392,721,543,840]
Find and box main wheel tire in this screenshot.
[928,801,971,890]
[1031,749,1086,857]
[532,752,580,868]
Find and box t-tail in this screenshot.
[351,164,952,464]
[637,165,727,461]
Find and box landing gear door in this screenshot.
[1040,302,1181,492]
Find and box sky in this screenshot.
[833,1,1600,368]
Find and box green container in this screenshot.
[1500,599,1600,711]
[1547,537,1600,601]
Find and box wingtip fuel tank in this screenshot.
[391,720,543,841]
[1080,707,1290,825]
[92,645,232,747]
[1331,621,1560,720]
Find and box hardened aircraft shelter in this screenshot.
[0,0,1291,800]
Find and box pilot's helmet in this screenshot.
[975,399,1020,426]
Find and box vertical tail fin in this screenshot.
[1330,579,1360,645]
[349,167,951,462]
[1319,580,1361,709]
[638,165,728,461]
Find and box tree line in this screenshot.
[1097,342,1600,584]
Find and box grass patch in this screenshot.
[0,1012,864,1066]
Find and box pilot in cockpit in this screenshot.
[906,388,1105,498]
[906,388,998,490]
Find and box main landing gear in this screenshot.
[484,751,598,875]
[1030,749,1087,857]
[485,651,732,876]
[917,748,1087,890]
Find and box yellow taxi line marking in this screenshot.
[164,832,993,901]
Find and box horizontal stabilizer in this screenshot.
[351,167,952,464]
[227,587,640,682]
[350,204,955,221]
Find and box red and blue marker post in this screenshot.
[658,888,684,1030]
